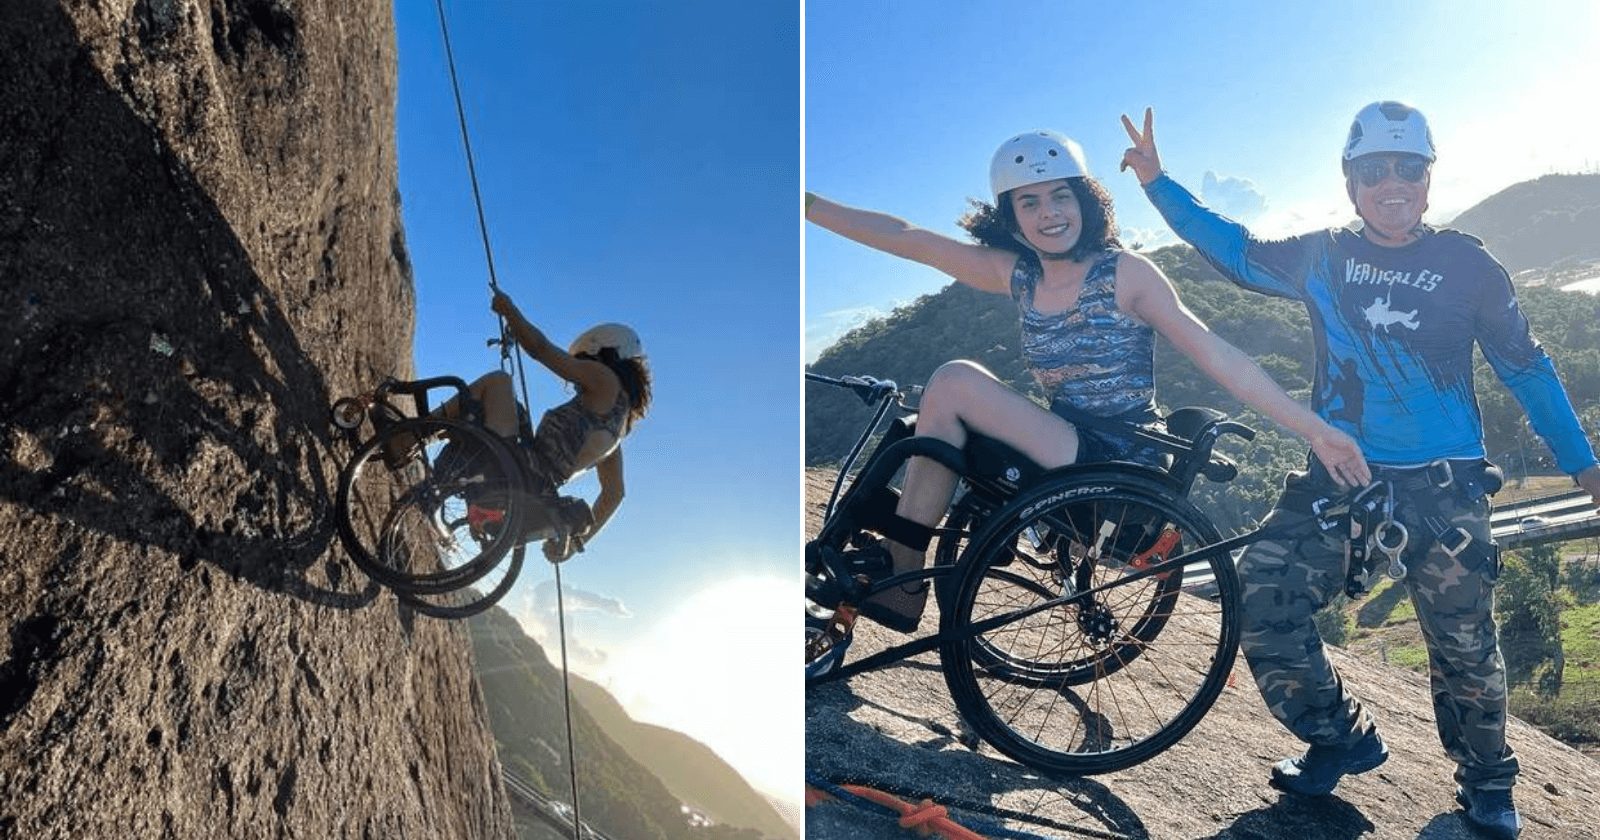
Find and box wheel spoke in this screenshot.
[940,472,1240,774]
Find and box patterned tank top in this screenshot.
[1010,248,1156,419]
[528,388,630,489]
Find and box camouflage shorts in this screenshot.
[1237,466,1518,791]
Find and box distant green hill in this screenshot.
[1448,173,1600,274]
[470,608,783,840]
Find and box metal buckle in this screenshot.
[1438,526,1473,558]
[1312,496,1345,531]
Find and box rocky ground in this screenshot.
[805,470,1600,839]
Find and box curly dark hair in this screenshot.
[581,349,652,429]
[958,175,1120,261]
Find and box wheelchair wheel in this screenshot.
[395,545,525,620]
[936,486,1186,687]
[940,469,1239,775]
[335,417,527,593]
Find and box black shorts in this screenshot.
[1051,402,1167,469]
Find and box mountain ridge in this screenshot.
[1446,172,1600,274]
[471,607,793,840]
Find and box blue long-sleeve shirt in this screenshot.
[1144,173,1597,474]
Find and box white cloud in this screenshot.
[601,574,799,809]
[503,572,800,809]
[1199,170,1269,222]
[1120,225,1177,250]
[805,304,889,363]
[507,582,629,673]
[532,578,632,618]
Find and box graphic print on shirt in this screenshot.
[1361,296,1419,331]
[1335,251,1474,423]
[1325,357,1365,431]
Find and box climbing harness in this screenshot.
[1306,457,1505,598]
[432,2,581,837]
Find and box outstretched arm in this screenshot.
[1121,108,1309,300]
[1475,265,1600,498]
[1119,253,1371,488]
[805,193,1017,294]
[492,292,617,400]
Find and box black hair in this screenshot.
[958,175,1120,260]
[580,348,652,429]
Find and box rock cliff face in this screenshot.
[0,2,510,837]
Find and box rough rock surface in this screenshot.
[805,470,1600,839]
[0,2,510,837]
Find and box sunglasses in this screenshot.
[1352,156,1430,188]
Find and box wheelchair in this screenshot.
[330,376,589,620]
[805,373,1255,775]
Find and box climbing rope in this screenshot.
[432,3,582,839]
[552,562,582,835]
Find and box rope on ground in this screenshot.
[805,772,1128,840]
[806,775,988,840]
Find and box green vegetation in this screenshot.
[1384,644,1430,672]
[1559,602,1600,669]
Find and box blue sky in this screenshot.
[394,2,798,806]
[805,0,1600,359]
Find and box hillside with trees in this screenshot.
[1448,172,1600,274]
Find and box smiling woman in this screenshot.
[803,128,1368,666]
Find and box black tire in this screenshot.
[940,469,1239,775]
[335,417,527,593]
[395,546,525,619]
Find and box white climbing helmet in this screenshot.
[569,323,643,359]
[989,130,1089,201]
[1342,101,1436,163]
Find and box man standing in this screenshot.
[1121,102,1600,839]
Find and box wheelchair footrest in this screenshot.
[805,543,893,608]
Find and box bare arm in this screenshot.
[805,193,1016,294]
[1118,253,1371,488]
[492,292,619,409]
[588,448,625,537]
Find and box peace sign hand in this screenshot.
[1120,107,1163,186]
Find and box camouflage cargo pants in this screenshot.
[1239,469,1519,792]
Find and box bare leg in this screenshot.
[435,371,520,438]
[889,360,1080,569]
